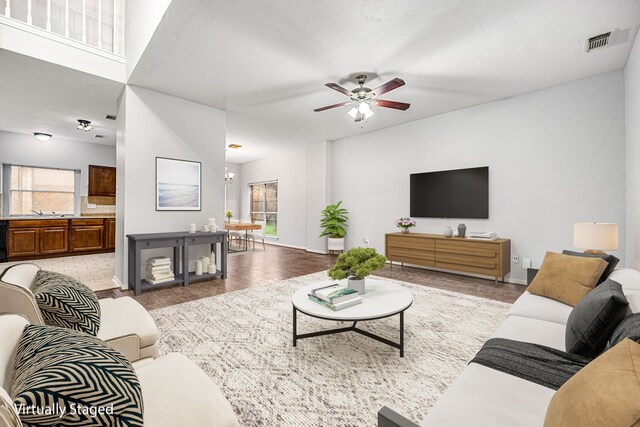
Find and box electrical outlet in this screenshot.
[512,255,519,264]
[87,203,97,209]
[363,238,370,247]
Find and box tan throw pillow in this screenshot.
[527,251,607,307]
[544,338,640,427]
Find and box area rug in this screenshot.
[150,271,511,426]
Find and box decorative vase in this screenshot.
[201,256,210,272]
[188,223,196,233]
[348,277,365,294]
[458,224,467,238]
[207,263,216,274]
[195,260,203,276]
[401,228,410,234]
[328,237,345,252]
[443,226,453,238]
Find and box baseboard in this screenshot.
[264,241,307,250]
[112,275,126,290]
[387,261,527,286]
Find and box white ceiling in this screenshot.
[0,49,123,145]
[129,0,640,164]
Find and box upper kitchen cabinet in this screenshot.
[88,165,116,197]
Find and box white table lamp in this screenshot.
[573,223,618,254]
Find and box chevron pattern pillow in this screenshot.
[32,270,100,336]
[11,325,143,426]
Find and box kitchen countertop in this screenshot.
[0,215,115,221]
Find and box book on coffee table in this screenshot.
[311,284,359,304]
[308,294,362,311]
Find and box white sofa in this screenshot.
[0,313,239,427]
[0,263,158,362]
[380,268,640,427]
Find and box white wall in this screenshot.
[0,131,116,213]
[225,162,241,218]
[626,31,640,270]
[114,85,226,287]
[305,141,332,253]
[332,71,626,284]
[240,148,307,248]
[125,0,172,78]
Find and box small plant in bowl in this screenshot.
[395,217,416,233]
[328,247,387,294]
[225,210,233,222]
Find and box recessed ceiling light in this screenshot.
[77,119,93,132]
[228,144,242,149]
[33,132,52,142]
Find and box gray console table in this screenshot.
[127,231,227,295]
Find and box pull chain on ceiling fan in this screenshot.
[314,74,410,123]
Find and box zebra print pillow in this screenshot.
[32,270,100,336]
[11,325,143,426]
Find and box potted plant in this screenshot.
[225,210,233,223]
[320,201,349,253]
[328,247,387,294]
[395,217,416,233]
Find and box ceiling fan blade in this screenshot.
[371,78,406,96]
[374,99,411,110]
[314,101,354,112]
[325,83,353,97]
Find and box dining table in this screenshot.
[224,222,262,252]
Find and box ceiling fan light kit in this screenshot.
[314,74,410,124]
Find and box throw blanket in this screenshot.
[470,338,592,390]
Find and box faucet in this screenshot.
[31,210,43,216]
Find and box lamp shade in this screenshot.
[573,223,618,251]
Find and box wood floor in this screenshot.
[97,245,525,310]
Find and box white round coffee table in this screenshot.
[292,278,413,357]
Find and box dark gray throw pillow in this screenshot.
[609,313,640,348]
[561,250,619,286]
[565,279,628,358]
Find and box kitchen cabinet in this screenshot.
[88,165,116,197]
[70,219,104,252]
[105,218,116,249]
[40,227,69,254]
[8,228,40,257]
[6,218,114,260]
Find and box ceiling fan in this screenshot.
[314,74,410,122]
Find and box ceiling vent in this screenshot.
[105,114,117,120]
[585,31,612,52]
[94,135,107,139]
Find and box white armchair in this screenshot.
[0,263,158,363]
[0,313,239,427]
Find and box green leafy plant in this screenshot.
[225,210,233,220]
[328,247,387,280]
[319,201,349,238]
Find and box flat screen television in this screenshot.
[410,166,489,219]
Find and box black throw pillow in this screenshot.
[562,250,619,286]
[609,313,640,348]
[565,279,628,358]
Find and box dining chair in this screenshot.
[228,218,242,247]
[246,220,266,251]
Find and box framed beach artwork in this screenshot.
[156,157,201,211]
